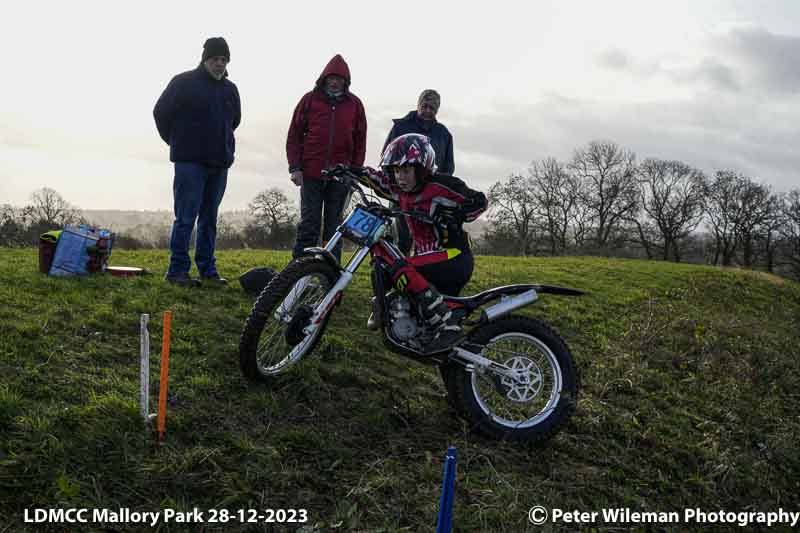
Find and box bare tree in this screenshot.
[569,141,639,247]
[755,193,785,272]
[705,171,745,266]
[0,204,28,246]
[736,179,775,268]
[486,174,540,256]
[25,187,81,227]
[247,188,298,249]
[780,189,800,277]
[704,171,776,267]
[529,158,580,255]
[568,184,593,250]
[248,188,297,237]
[623,215,660,260]
[637,159,707,262]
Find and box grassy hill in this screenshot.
[1,249,799,532]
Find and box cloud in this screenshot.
[4,20,799,212]
[442,91,800,194]
[685,59,741,91]
[595,27,800,94]
[595,46,740,92]
[597,48,632,71]
[717,27,800,93]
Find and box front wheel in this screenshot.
[444,316,578,443]
[239,257,339,382]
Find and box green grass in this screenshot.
[1,248,799,532]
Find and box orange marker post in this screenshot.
[157,310,172,441]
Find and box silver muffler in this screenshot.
[480,289,538,322]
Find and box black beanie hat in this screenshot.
[202,37,230,62]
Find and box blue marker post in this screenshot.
[436,446,458,533]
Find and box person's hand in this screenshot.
[328,164,349,176]
[323,164,354,181]
[434,205,464,228]
[326,164,366,176]
[290,171,303,186]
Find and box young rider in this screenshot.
[343,133,488,354]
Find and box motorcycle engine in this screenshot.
[387,294,419,341]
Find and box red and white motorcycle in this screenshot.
[239,167,583,443]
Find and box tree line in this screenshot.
[0,187,298,251]
[479,140,800,280]
[3,140,800,281]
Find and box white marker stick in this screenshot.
[140,313,150,421]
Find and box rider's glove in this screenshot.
[433,205,464,229]
[323,164,349,177]
[324,164,365,178]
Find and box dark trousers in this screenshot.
[292,178,350,261]
[414,250,474,296]
[385,248,474,298]
[168,162,228,276]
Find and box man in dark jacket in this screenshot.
[286,54,367,262]
[383,90,454,175]
[382,90,454,254]
[153,37,241,286]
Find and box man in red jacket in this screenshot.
[286,54,367,261]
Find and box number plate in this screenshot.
[343,207,381,241]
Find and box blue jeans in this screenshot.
[168,162,228,277]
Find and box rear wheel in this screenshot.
[239,258,339,382]
[445,316,578,442]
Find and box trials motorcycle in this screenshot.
[239,167,584,442]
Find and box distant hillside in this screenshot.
[82,209,252,232]
[82,209,486,231]
[80,209,489,246]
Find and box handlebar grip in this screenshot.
[323,165,365,179]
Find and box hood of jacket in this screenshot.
[315,54,351,89]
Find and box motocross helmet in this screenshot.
[380,133,437,179]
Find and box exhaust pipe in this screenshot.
[480,289,538,322]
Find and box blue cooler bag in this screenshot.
[48,225,103,277]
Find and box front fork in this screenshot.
[298,232,372,336]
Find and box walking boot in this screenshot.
[201,272,229,286]
[165,272,201,287]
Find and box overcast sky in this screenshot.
[2,0,799,211]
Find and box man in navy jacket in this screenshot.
[154,37,241,286]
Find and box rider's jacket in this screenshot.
[357,168,488,256]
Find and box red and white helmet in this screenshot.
[380,133,437,176]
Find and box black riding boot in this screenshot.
[414,287,462,354]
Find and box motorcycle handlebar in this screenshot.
[322,166,441,227]
[392,209,435,224]
[322,166,370,203]
[322,165,365,180]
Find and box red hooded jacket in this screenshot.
[286,55,368,180]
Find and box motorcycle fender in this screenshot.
[297,247,342,271]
